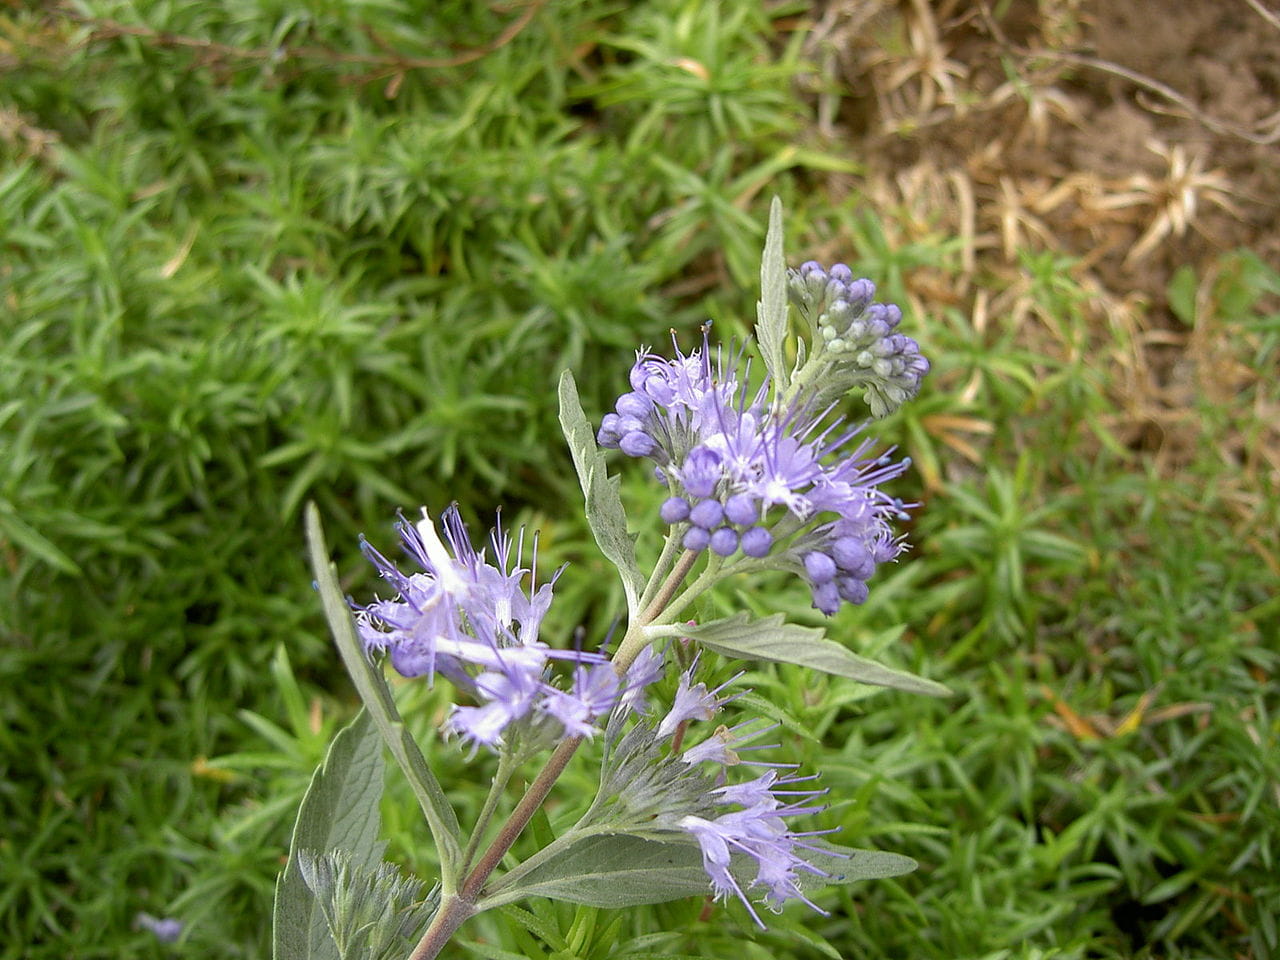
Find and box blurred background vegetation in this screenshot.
[1,0,1277,957]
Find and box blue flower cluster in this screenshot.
[787,261,930,418]
[353,507,638,750]
[597,303,921,615]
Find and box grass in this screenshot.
[2,1,1278,958]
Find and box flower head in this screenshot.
[353,505,612,750]
[588,665,837,927]
[788,261,930,418]
[599,294,922,615]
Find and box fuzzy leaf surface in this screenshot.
[481,832,916,911]
[273,710,386,960]
[671,613,951,697]
[558,370,643,613]
[297,850,438,960]
[481,833,717,909]
[755,196,790,392]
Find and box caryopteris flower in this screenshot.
[598,266,928,616]
[587,665,837,927]
[352,506,614,749]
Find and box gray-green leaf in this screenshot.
[793,839,918,889]
[481,833,716,909]
[755,196,790,393]
[673,613,951,698]
[480,832,916,911]
[274,711,386,960]
[558,370,644,613]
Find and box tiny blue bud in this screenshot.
[660,496,691,524]
[616,391,653,418]
[683,526,710,552]
[811,580,840,616]
[740,526,773,558]
[837,576,870,605]
[597,414,621,448]
[724,493,758,525]
[616,414,645,435]
[848,277,875,310]
[620,431,655,457]
[803,551,837,584]
[689,499,724,530]
[831,537,875,579]
[830,263,853,284]
[709,527,739,556]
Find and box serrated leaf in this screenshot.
[274,711,386,960]
[671,613,951,698]
[558,370,643,613]
[755,196,789,392]
[304,504,463,883]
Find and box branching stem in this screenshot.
[404,548,702,960]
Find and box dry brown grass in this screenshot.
[797,0,1280,526]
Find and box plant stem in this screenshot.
[406,736,583,960]
[457,750,518,877]
[645,553,724,626]
[459,735,583,900]
[638,531,682,612]
[407,893,475,960]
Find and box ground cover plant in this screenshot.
[2,1,1278,958]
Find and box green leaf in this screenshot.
[480,833,717,909]
[795,839,918,887]
[1167,265,1197,326]
[0,499,82,574]
[557,370,643,614]
[273,710,386,960]
[480,832,916,911]
[668,613,951,698]
[304,504,464,886]
[755,196,789,392]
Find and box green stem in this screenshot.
[614,549,701,668]
[476,822,609,909]
[644,553,725,627]
[458,750,518,877]
[638,530,682,612]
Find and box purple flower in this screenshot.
[599,265,926,611]
[655,661,739,740]
[617,643,665,716]
[540,663,621,739]
[680,719,782,767]
[136,913,183,943]
[446,667,544,748]
[354,506,615,750]
[678,769,832,926]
